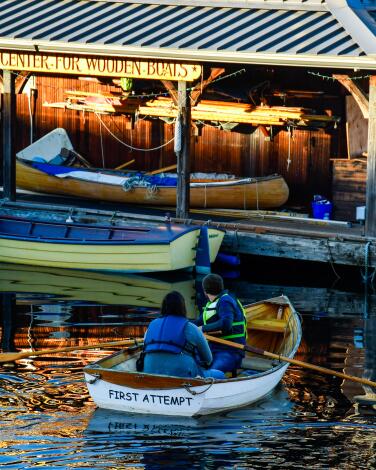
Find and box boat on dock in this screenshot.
[16,128,289,209]
[0,215,224,273]
[84,296,301,416]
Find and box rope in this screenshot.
[95,113,175,152]
[360,241,376,286]
[326,239,341,280]
[183,378,215,395]
[145,185,158,199]
[99,117,105,168]
[286,126,292,171]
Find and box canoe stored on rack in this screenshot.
[0,215,224,273]
[84,296,301,416]
[16,160,289,209]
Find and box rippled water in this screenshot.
[0,261,375,469]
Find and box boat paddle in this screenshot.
[205,334,376,389]
[0,338,144,364]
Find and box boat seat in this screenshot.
[240,356,277,371]
[247,318,288,333]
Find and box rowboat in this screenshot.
[0,215,224,273]
[16,160,289,209]
[84,295,302,416]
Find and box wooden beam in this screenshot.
[333,74,369,119]
[366,76,376,237]
[175,81,191,219]
[161,80,179,106]
[2,70,16,201]
[190,68,225,106]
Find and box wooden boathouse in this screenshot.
[1,0,376,269]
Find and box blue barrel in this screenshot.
[312,201,333,220]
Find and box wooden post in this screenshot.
[175,80,191,219]
[2,70,16,201]
[365,76,376,237]
[1,294,16,352]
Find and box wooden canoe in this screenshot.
[0,215,224,273]
[16,160,289,209]
[84,296,302,416]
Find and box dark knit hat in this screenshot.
[202,273,224,296]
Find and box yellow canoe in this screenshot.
[16,160,289,209]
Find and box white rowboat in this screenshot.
[84,296,302,416]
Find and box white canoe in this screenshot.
[84,296,302,416]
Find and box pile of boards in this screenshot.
[44,92,339,127]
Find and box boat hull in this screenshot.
[0,215,224,273]
[84,365,288,416]
[16,161,289,209]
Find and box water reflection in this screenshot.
[0,262,375,469]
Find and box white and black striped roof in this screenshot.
[0,0,375,69]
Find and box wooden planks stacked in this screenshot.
[139,97,338,127]
[332,158,366,221]
[44,90,139,114]
[44,92,338,127]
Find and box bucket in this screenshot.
[312,201,333,220]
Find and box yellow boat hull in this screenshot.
[0,230,199,272]
[16,160,289,209]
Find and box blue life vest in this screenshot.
[144,316,193,355]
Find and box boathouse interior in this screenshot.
[0,65,370,221]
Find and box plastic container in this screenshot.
[312,200,333,220]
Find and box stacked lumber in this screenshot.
[43,92,339,126]
[139,97,339,127]
[44,90,139,114]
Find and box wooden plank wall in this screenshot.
[8,74,337,206]
[346,95,368,158]
[332,158,366,221]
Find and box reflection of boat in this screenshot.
[84,296,302,416]
[0,263,197,309]
[0,215,224,273]
[16,160,289,209]
[0,263,197,312]
[16,128,289,209]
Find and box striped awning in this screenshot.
[0,0,376,69]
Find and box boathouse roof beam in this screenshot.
[0,40,375,70]
[0,1,376,69]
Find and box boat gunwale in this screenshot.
[0,215,203,245]
[19,160,285,188]
[84,352,289,389]
[84,298,302,390]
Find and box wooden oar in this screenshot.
[0,338,144,363]
[115,159,135,170]
[205,334,376,389]
[147,164,177,175]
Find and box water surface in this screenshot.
[0,260,375,469]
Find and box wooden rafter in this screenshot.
[161,80,179,106]
[190,67,225,106]
[333,74,369,119]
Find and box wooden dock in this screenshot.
[1,191,376,270]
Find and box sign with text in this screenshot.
[0,52,201,81]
